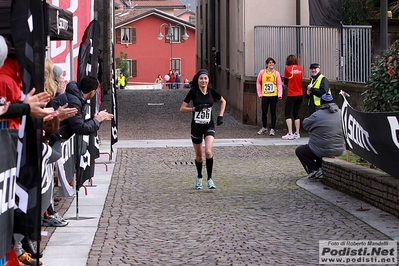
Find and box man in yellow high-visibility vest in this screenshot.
[306,63,329,115]
[117,72,126,89]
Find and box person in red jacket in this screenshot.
[282,54,303,140]
[167,70,176,89]
[0,40,23,129]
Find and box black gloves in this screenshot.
[194,104,210,112]
[217,116,223,126]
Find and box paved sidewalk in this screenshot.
[41,138,399,265]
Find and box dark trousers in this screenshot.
[295,144,322,174]
[261,96,278,129]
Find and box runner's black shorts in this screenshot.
[191,121,215,144]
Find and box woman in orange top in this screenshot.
[256,57,283,136]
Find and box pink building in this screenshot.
[114,9,196,85]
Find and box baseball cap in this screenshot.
[309,63,320,69]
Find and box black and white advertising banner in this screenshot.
[341,97,399,179]
[111,42,118,150]
[56,135,76,197]
[41,144,55,215]
[76,19,101,190]
[11,0,45,240]
[0,130,17,259]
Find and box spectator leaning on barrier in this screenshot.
[0,35,58,121]
[51,75,113,143]
[155,74,163,84]
[0,36,23,129]
[175,70,181,89]
[295,92,345,180]
[184,78,190,89]
[53,64,67,96]
[306,63,329,115]
[167,70,175,89]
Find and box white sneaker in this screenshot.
[293,133,300,139]
[282,133,294,140]
[257,127,268,135]
[42,215,68,227]
[269,129,275,136]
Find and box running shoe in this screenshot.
[282,133,294,140]
[18,251,43,265]
[42,214,68,227]
[257,127,268,135]
[21,238,43,259]
[308,168,323,180]
[313,168,323,179]
[207,178,216,189]
[307,170,317,179]
[195,177,203,189]
[269,129,275,136]
[54,212,69,225]
[294,133,301,139]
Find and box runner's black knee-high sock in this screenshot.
[206,157,213,180]
[195,160,202,178]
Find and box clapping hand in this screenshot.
[57,103,78,121]
[0,101,10,117]
[94,109,114,123]
[23,88,50,107]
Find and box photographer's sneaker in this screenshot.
[307,168,323,180]
[313,168,323,179]
[257,127,268,135]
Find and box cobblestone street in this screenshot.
[81,89,395,265]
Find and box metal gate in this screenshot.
[254,25,372,84]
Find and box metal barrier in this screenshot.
[254,25,372,84]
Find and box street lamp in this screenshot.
[157,23,189,71]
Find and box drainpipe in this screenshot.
[296,0,300,25]
[210,0,216,83]
[296,0,301,58]
[380,0,388,54]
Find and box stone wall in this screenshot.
[322,157,399,218]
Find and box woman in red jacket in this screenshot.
[167,70,176,89]
[282,54,303,140]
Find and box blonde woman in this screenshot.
[44,58,57,99]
